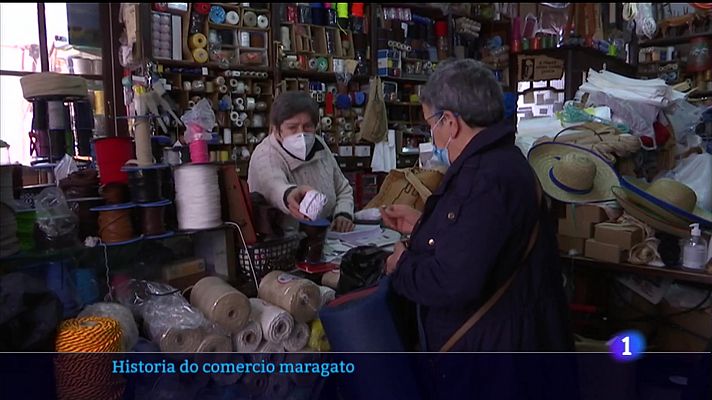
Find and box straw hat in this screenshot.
[620,177,712,229]
[611,187,690,238]
[528,142,620,203]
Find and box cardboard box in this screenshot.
[559,218,594,239]
[566,204,608,225]
[162,258,206,281]
[585,239,627,264]
[558,235,586,255]
[595,223,643,251]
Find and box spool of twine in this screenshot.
[196,333,233,352]
[97,208,135,243]
[140,204,167,236]
[190,276,251,333]
[55,316,123,352]
[249,298,294,344]
[283,322,310,352]
[151,326,203,353]
[174,164,222,230]
[258,271,320,323]
[233,320,263,352]
[101,183,130,204]
[127,168,163,203]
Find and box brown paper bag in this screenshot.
[365,167,443,211]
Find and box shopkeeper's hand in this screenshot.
[285,185,313,220]
[331,216,355,232]
[380,205,422,235]
[385,241,406,276]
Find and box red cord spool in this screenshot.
[193,3,211,15]
[94,137,133,186]
[351,3,365,17]
[434,21,448,38]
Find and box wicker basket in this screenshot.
[238,234,303,280]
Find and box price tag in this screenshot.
[202,67,209,76]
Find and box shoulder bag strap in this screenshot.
[403,169,434,202]
[440,173,544,352]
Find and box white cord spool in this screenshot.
[230,111,240,122]
[257,14,269,29]
[235,97,245,109]
[215,76,225,86]
[174,164,222,230]
[225,10,239,25]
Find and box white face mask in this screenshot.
[281,132,316,161]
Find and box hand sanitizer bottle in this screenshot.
[682,223,708,270]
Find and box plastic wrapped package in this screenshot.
[180,98,215,143]
[584,91,659,145]
[34,187,78,248]
[664,152,712,212]
[665,99,705,143]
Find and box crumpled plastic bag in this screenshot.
[180,98,215,143]
[664,99,705,143]
[664,152,712,212]
[53,154,78,182]
[34,187,77,238]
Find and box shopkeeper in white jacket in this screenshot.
[248,91,355,232]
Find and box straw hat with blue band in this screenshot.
[611,186,691,238]
[528,141,620,203]
[620,176,712,229]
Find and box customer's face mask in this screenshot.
[281,132,316,160]
[430,114,452,167]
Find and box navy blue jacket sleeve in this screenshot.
[391,177,513,308]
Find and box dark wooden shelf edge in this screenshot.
[639,32,712,48]
[562,255,712,285]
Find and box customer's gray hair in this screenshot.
[420,59,504,128]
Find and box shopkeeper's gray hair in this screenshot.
[270,91,319,128]
[420,59,504,128]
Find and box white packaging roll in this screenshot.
[249,298,294,344]
[283,322,310,352]
[225,10,239,25]
[257,14,269,29]
[233,320,263,352]
[246,97,256,111]
[318,285,336,308]
[230,111,240,122]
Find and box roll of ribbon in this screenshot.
[190,276,251,333]
[243,11,257,27]
[192,48,209,63]
[230,110,240,122]
[246,97,256,111]
[189,33,208,49]
[316,56,329,72]
[209,5,226,24]
[257,14,269,28]
[218,84,228,94]
[321,116,333,128]
[258,271,320,323]
[225,10,239,25]
[249,298,294,343]
[233,320,263,352]
[308,57,318,71]
[255,101,267,111]
[336,2,349,18]
[283,322,310,352]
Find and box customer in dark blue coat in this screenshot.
[383,59,573,352]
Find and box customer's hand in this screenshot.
[385,241,406,275]
[331,216,355,232]
[380,205,422,234]
[286,185,313,220]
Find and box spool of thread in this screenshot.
[335,93,351,109]
[235,119,244,128]
[225,10,239,25]
[94,137,133,185]
[192,48,209,63]
[343,122,353,131]
[196,333,233,352]
[230,110,240,122]
[218,84,228,94]
[190,276,251,333]
[243,11,257,27]
[353,91,366,106]
[56,316,122,352]
[317,56,328,72]
[189,33,208,49]
[308,57,318,71]
[174,164,222,230]
[246,97,256,111]
[100,183,130,204]
[249,298,294,343]
[209,5,226,24]
[233,320,263,352]
[94,203,137,244]
[258,271,320,323]
[78,303,138,351]
[126,167,163,203]
[281,26,291,50]
[257,14,269,28]
[138,199,170,236]
[321,116,333,128]
[283,322,310,352]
